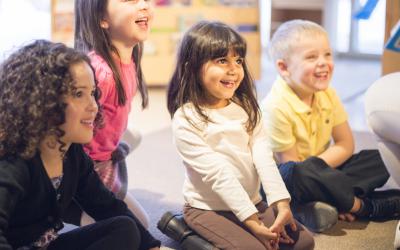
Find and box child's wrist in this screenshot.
[244,213,263,231]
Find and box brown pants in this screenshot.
[183,202,314,250]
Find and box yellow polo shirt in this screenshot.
[261,77,348,161]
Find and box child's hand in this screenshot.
[269,200,297,244]
[251,223,280,250]
[244,214,279,249]
[148,247,160,250]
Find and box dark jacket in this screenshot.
[0,144,160,250]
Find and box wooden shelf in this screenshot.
[145,5,260,85]
[50,1,261,86]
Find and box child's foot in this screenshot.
[338,213,356,222]
[157,211,215,250]
[363,190,400,220]
[292,201,338,232]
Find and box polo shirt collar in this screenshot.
[275,76,311,114]
[275,77,332,114]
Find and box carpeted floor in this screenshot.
[127,127,399,250]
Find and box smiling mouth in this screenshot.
[81,119,94,128]
[220,80,236,88]
[315,71,329,79]
[135,17,148,26]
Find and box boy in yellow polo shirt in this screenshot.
[262,19,400,232]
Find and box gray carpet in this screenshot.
[127,128,399,250]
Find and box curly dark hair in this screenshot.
[0,40,103,159]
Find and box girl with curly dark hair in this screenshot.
[0,40,160,250]
[73,0,153,228]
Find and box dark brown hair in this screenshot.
[167,21,260,132]
[0,40,103,159]
[74,0,148,108]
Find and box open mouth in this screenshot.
[81,119,94,128]
[314,71,329,80]
[135,17,149,27]
[220,80,236,88]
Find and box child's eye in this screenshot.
[236,58,244,65]
[216,58,227,64]
[325,52,332,57]
[306,55,317,60]
[73,91,83,98]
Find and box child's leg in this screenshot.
[287,157,355,212]
[339,150,390,196]
[124,192,150,228]
[49,216,140,250]
[256,202,315,250]
[183,205,266,250]
[79,193,150,228]
[278,160,340,231]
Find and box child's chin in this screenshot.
[79,137,93,145]
[315,82,330,90]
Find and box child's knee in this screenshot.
[111,216,140,238]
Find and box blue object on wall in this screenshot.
[354,0,379,19]
[385,20,400,52]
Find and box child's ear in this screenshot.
[276,59,290,77]
[100,20,109,29]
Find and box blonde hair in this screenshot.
[269,19,328,62]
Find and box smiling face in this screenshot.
[101,0,154,46]
[279,33,334,99]
[60,61,98,146]
[200,49,244,108]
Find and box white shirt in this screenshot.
[172,102,290,221]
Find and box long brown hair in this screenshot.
[74,0,148,108]
[167,21,260,132]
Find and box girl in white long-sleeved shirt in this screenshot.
[166,20,314,250]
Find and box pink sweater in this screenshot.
[84,52,137,161]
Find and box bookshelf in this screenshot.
[144,3,260,85]
[50,0,260,85]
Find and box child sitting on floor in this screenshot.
[261,19,400,232]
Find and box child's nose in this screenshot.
[88,97,99,114]
[318,57,328,66]
[227,63,238,74]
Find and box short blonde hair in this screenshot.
[269,19,328,62]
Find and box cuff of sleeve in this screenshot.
[266,193,291,207]
[236,206,259,222]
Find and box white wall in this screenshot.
[0,0,51,61]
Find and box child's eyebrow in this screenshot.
[73,85,92,89]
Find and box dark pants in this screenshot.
[279,150,390,212]
[47,216,140,250]
[183,202,315,250]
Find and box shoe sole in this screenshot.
[293,202,338,233]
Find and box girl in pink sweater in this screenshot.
[70,0,154,228]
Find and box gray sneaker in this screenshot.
[292,201,338,232]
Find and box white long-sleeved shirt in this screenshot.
[172,102,290,222]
